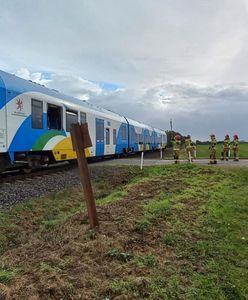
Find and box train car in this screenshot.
[0,70,166,172]
[143,124,155,151]
[125,117,145,152]
[153,127,167,149]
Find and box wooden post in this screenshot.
[71,123,99,228]
[160,146,163,159]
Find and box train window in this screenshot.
[138,133,143,144]
[66,110,78,132]
[131,127,136,142]
[106,128,110,145]
[113,129,117,145]
[145,134,148,143]
[47,104,63,130]
[122,126,127,140]
[80,112,86,124]
[31,99,43,129]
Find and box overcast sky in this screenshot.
[1,0,248,140]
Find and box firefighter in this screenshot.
[221,134,231,161]
[232,134,239,161]
[209,134,217,164]
[185,135,195,163]
[173,134,181,164]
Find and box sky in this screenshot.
[1,0,248,140]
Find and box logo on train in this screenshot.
[16,99,23,111]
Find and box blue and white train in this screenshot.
[0,70,167,172]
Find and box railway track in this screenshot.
[0,154,120,185]
[0,162,82,210]
[0,156,118,210]
[0,162,75,185]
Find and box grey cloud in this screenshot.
[1,0,248,141]
[15,69,248,140]
[1,0,248,86]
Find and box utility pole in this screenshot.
[170,119,173,132]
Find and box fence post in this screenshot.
[140,151,144,170]
[71,123,99,228]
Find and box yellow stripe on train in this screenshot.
[52,137,91,161]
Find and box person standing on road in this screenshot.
[221,134,231,161]
[173,134,181,164]
[185,135,195,163]
[232,134,239,161]
[209,134,217,164]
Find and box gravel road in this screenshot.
[95,158,248,167]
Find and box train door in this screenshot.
[96,118,104,156]
[144,129,149,151]
[0,76,7,152]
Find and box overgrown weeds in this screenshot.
[0,164,247,299]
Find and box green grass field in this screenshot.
[0,165,248,299]
[163,142,248,159]
[194,143,248,159]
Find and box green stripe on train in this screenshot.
[32,131,66,151]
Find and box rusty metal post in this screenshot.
[71,123,99,228]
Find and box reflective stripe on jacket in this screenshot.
[173,140,181,151]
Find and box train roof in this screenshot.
[126,117,165,135]
[0,70,166,132]
[153,128,166,135]
[0,70,127,122]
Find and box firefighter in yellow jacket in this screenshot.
[173,134,181,164]
[221,134,231,161]
[185,135,195,163]
[209,134,217,164]
[232,134,239,161]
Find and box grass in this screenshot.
[0,166,141,255]
[162,142,248,159]
[193,143,248,159]
[118,165,248,299]
[0,268,17,283]
[0,164,247,299]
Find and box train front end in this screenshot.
[0,72,9,172]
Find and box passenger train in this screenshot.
[0,70,167,173]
